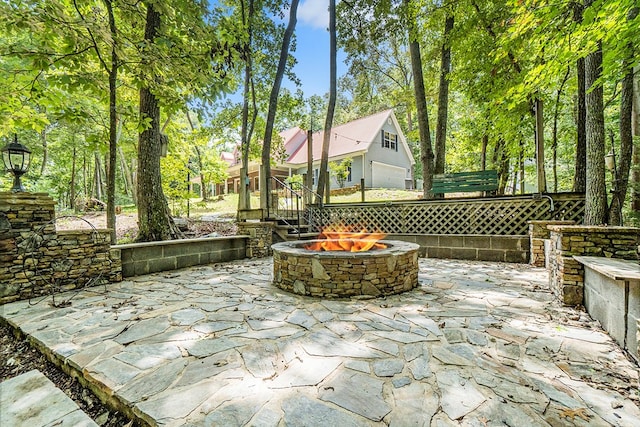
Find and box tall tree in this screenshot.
[405,0,434,198]
[73,0,120,243]
[583,31,607,224]
[434,14,454,175]
[260,0,299,210]
[136,3,181,241]
[316,0,337,203]
[608,6,638,225]
[573,2,587,193]
[238,0,256,211]
[632,66,640,215]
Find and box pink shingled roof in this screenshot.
[220,151,235,166]
[286,109,392,165]
[279,127,307,157]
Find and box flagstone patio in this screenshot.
[1,258,639,426]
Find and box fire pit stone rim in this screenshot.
[271,239,419,257]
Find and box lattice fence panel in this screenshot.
[307,194,585,236]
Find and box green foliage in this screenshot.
[3,0,638,223]
[329,157,352,188]
[285,174,303,190]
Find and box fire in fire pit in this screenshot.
[272,236,420,298]
[304,224,387,252]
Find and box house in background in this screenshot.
[219,109,414,193]
[285,109,414,190]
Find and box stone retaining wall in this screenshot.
[116,236,247,277]
[0,192,121,304]
[548,225,640,305]
[388,234,529,263]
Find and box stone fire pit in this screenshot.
[272,240,420,298]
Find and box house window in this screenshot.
[312,168,319,186]
[382,131,398,151]
[347,166,352,182]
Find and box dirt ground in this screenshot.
[0,324,138,426]
[55,212,237,243]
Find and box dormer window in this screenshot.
[382,131,398,151]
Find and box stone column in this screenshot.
[528,220,575,267]
[547,225,640,306]
[236,221,274,258]
[0,193,56,301]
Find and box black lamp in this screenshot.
[1,134,31,192]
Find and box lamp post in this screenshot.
[1,134,31,193]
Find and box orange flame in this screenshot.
[305,224,387,252]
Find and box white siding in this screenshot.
[371,161,406,189]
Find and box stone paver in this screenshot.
[0,369,98,427]
[2,258,640,426]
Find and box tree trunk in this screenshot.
[632,65,640,213]
[493,138,509,195]
[583,38,607,225]
[193,146,209,201]
[481,134,488,171]
[534,98,546,192]
[185,111,209,201]
[260,0,299,209]
[104,0,118,244]
[70,146,76,210]
[135,2,181,242]
[434,15,453,175]
[519,142,525,194]
[316,0,336,203]
[608,7,638,225]
[40,129,47,175]
[82,153,87,199]
[238,0,254,211]
[93,153,103,200]
[118,146,133,199]
[573,3,587,193]
[406,3,434,199]
[552,67,571,193]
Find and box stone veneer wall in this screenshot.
[548,225,640,305]
[236,221,274,258]
[0,192,121,304]
[528,220,575,267]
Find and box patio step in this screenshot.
[0,370,98,426]
[273,225,317,242]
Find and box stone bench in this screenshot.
[574,256,640,364]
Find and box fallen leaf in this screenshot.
[559,407,591,421]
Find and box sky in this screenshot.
[278,0,348,97]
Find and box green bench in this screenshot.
[431,170,499,195]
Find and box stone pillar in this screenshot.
[528,220,575,267]
[236,221,274,258]
[548,225,640,306]
[1,193,56,301]
[0,192,122,304]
